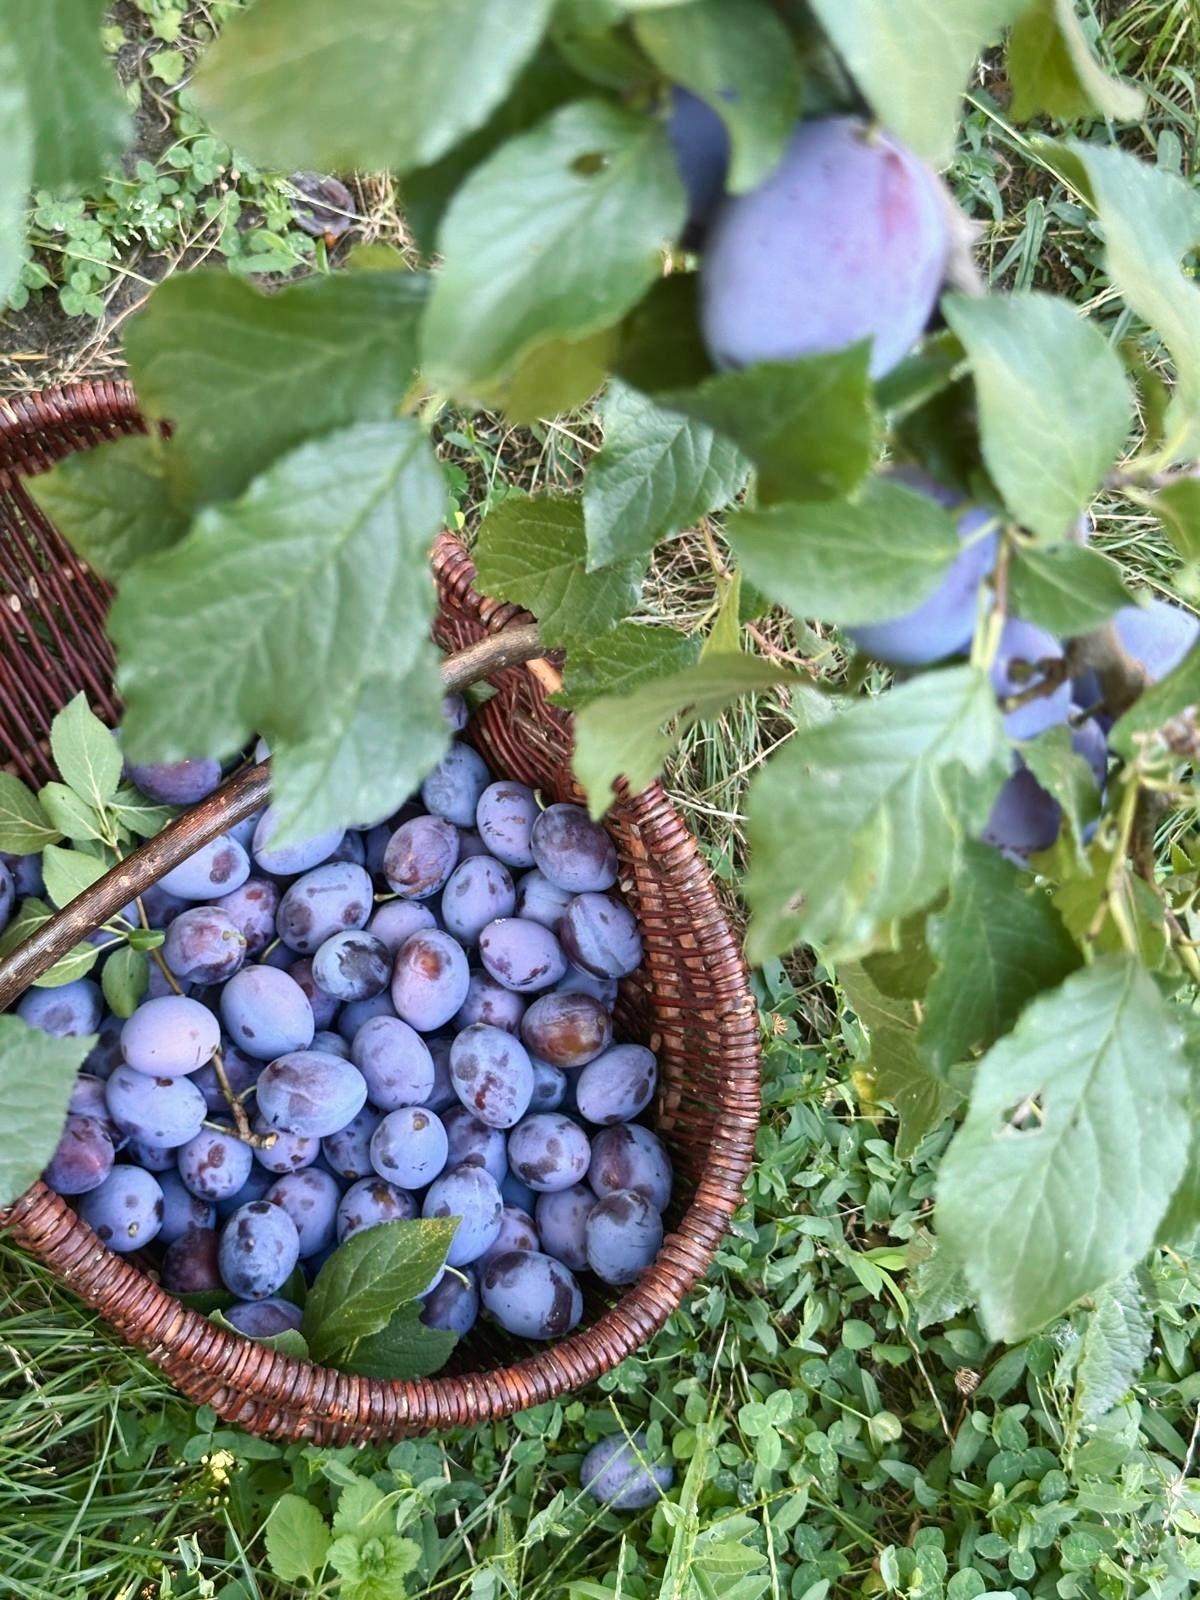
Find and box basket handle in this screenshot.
[0,623,544,1010]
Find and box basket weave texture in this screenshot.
[0,381,761,1442]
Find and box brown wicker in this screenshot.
[0,381,761,1443]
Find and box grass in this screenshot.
[2,1,1200,1596]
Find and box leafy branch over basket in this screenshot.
[2,0,1200,1353]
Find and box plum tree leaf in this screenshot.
[840,962,961,1159]
[0,1016,94,1208]
[1075,1276,1152,1422]
[0,774,58,855]
[1147,476,1200,570]
[0,0,129,189]
[49,693,121,812]
[661,348,878,506]
[473,496,644,648]
[111,423,446,802]
[1021,724,1104,857]
[573,655,800,818]
[102,944,149,1020]
[745,666,1010,962]
[1006,543,1131,635]
[725,480,963,626]
[633,0,803,192]
[937,955,1188,1342]
[339,1303,457,1381]
[920,841,1081,1075]
[421,100,685,395]
[584,382,748,570]
[126,270,429,507]
[615,274,714,395]
[27,434,187,580]
[943,293,1131,542]
[1108,645,1200,760]
[264,1497,331,1587]
[1008,0,1145,125]
[497,328,615,427]
[806,0,1024,166]
[302,1217,456,1363]
[42,844,109,909]
[557,624,699,709]
[193,0,554,175]
[38,784,104,845]
[1157,1024,1200,1248]
[0,33,32,307]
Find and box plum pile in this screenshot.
[11,703,674,1364]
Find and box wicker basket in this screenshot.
[0,381,761,1443]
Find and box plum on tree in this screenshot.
[666,86,730,248]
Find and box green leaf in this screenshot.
[108,785,178,840]
[937,955,1188,1342]
[50,693,122,811]
[660,347,878,506]
[1075,1276,1152,1422]
[27,434,188,580]
[1021,724,1103,853]
[302,1217,457,1364]
[1157,1027,1200,1247]
[193,0,554,175]
[558,624,699,709]
[920,841,1081,1075]
[745,666,1010,962]
[840,962,961,1159]
[1006,543,1131,635]
[0,774,59,854]
[264,1495,331,1586]
[210,1310,309,1358]
[573,654,800,817]
[42,844,110,909]
[0,0,129,189]
[805,0,1024,166]
[632,0,803,192]
[583,383,748,570]
[102,944,148,1020]
[38,783,105,845]
[474,496,643,648]
[1108,643,1200,760]
[0,33,32,306]
[126,270,430,507]
[1052,140,1200,461]
[421,100,685,395]
[725,480,964,627]
[496,328,614,426]
[1008,0,1145,125]
[269,653,451,843]
[339,1302,458,1381]
[1147,476,1200,568]
[615,274,714,395]
[908,1230,973,1330]
[326,1532,422,1600]
[943,293,1131,542]
[0,1016,93,1207]
[0,897,53,962]
[111,423,446,790]
[331,1477,393,1541]
[700,570,744,659]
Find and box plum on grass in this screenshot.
[367,898,436,954]
[177,1125,254,1202]
[700,116,949,379]
[265,1167,340,1256]
[449,1023,534,1128]
[159,833,250,900]
[225,1297,304,1338]
[322,1105,383,1180]
[530,804,618,894]
[515,869,572,930]
[442,1104,508,1184]
[78,1165,164,1252]
[475,781,538,869]
[521,991,612,1068]
[421,1266,479,1337]
[127,757,221,805]
[560,894,643,980]
[157,1169,217,1244]
[580,1431,674,1510]
[251,806,344,875]
[251,1114,319,1173]
[336,1176,416,1243]
[163,1225,223,1293]
[369,1106,448,1189]
[479,917,567,994]
[218,1200,300,1299]
[480,1249,582,1339]
[440,855,516,946]
[351,1014,435,1109]
[575,1044,658,1126]
[106,1066,207,1148]
[121,994,220,1077]
[453,970,527,1034]
[311,929,391,1001]
[508,1113,591,1193]
[421,743,491,828]
[391,930,471,1031]
[43,1115,115,1196]
[163,906,246,984]
[589,1123,672,1210]
[18,978,102,1038]
[211,877,279,957]
[422,1164,504,1265]
[667,86,730,248]
[276,862,373,954]
[534,1184,593,1271]
[219,960,316,1062]
[383,815,460,899]
[255,1051,368,1138]
[990,619,1071,740]
[586,1189,664,1284]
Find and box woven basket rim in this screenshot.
[0,380,762,1441]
